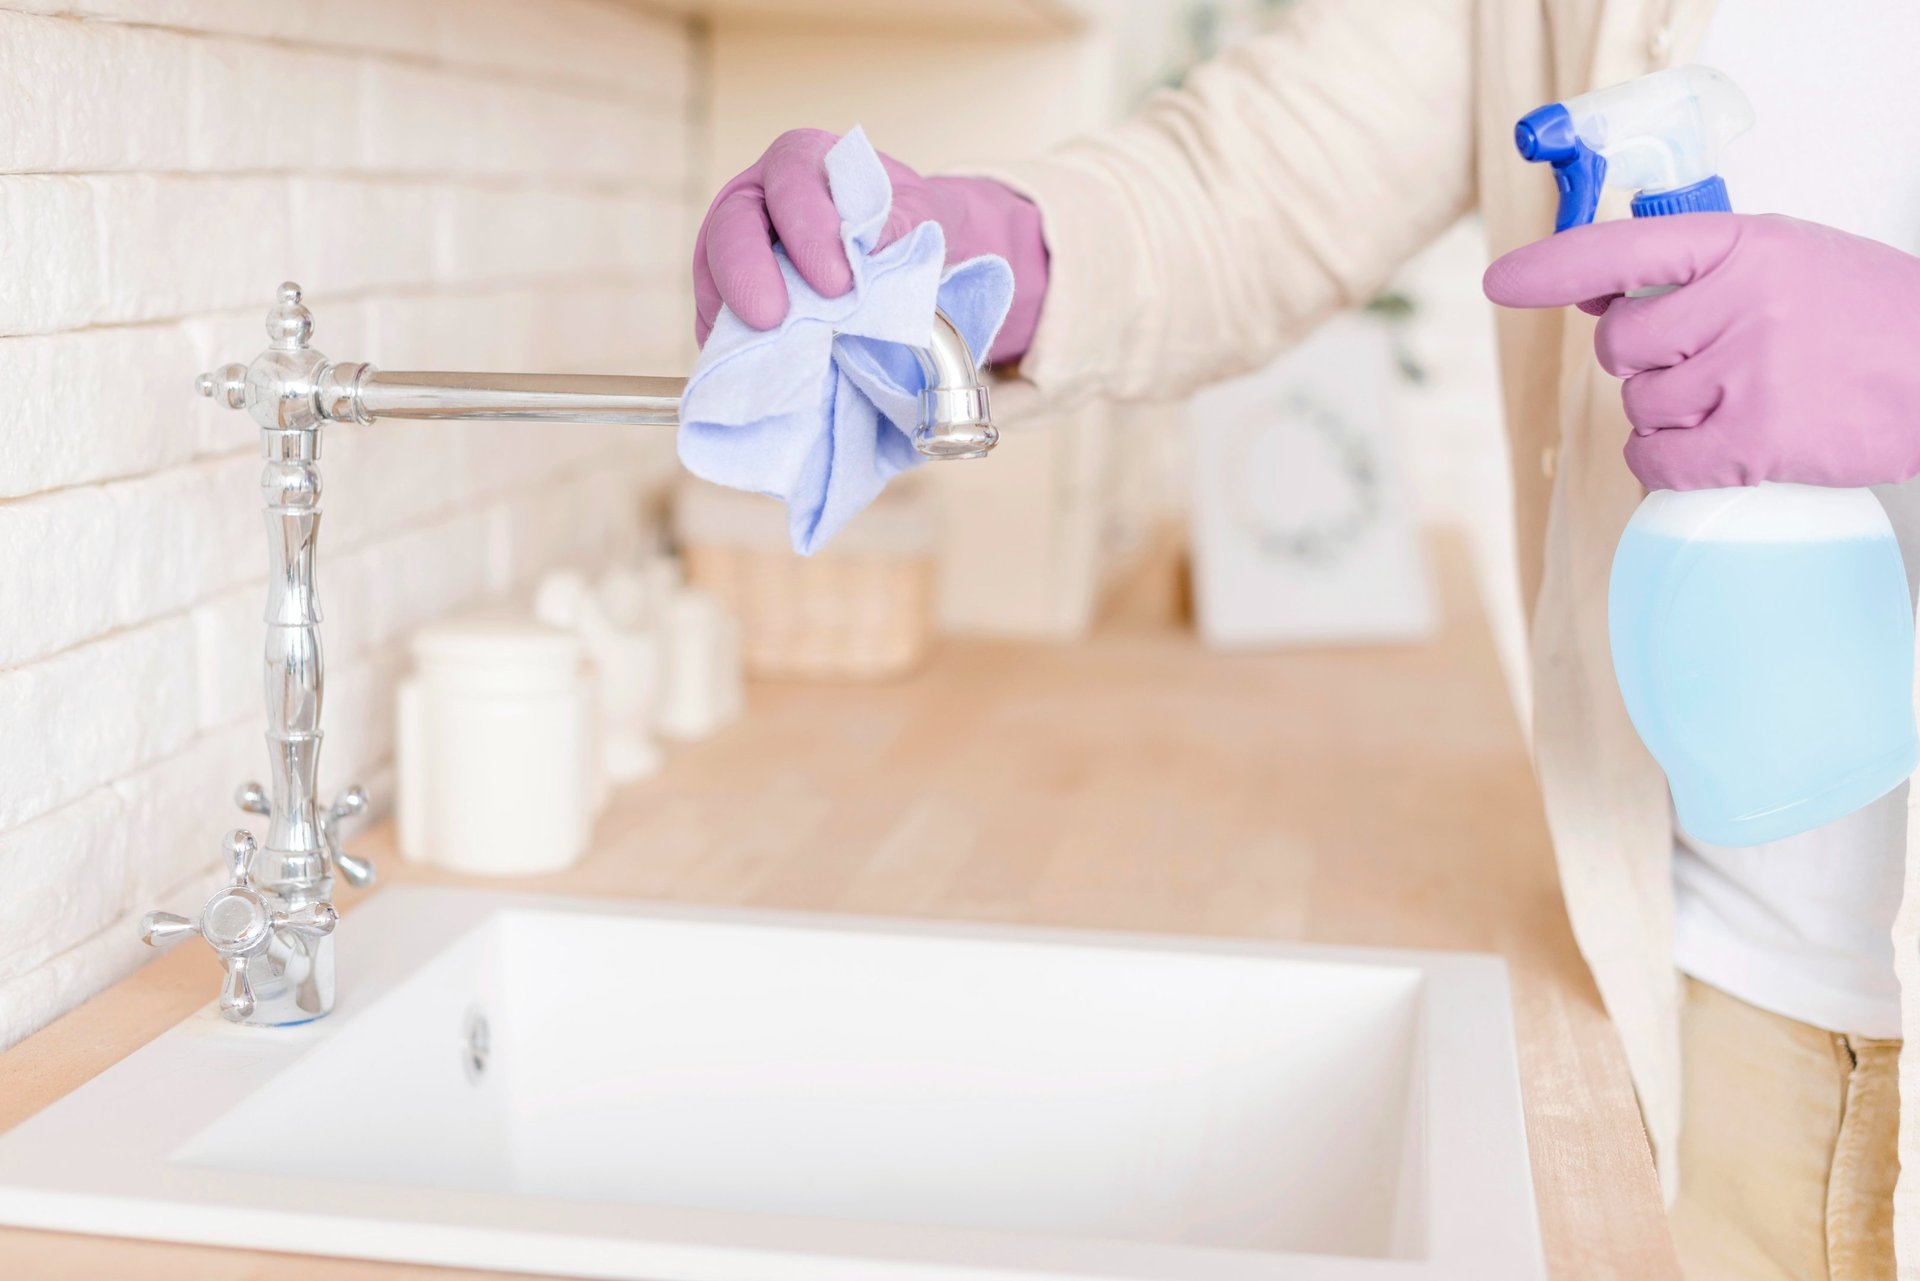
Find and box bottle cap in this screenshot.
[1631,175,1732,219]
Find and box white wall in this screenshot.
[0,0,699,1047]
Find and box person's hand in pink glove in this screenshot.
[1483,213,1920,491]
[692,128,1049,363]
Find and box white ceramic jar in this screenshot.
[397,615,601,876]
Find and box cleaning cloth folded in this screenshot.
[677,127,1014,555]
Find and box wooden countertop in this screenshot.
[0,537,1680,1280]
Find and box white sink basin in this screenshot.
[0,888,1541,1279]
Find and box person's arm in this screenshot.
[692,0,1472,402]
[978,0,1473,405]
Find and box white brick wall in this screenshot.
[0,0,699,1046]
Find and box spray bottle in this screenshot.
[1517,66,1919,848]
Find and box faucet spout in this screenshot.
[910,310,998,460]
[197,287,996,457]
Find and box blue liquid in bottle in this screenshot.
[1609,484,1920,846]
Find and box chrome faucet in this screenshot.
[139,282,997,1025]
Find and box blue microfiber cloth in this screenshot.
[677,127,1014,555]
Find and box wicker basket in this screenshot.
[674,477,939,681]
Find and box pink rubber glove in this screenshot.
[1483,213,1920,491]
[692,128,1049,363]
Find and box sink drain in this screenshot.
[462,1008,490,1084]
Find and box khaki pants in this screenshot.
[1672,977,1900,1281]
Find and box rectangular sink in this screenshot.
[0,888,1541,1279]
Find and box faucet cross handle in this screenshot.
[321,785,375,889]
[138,829,339,1022]
[196,363,248,411]
[234,780,271,816]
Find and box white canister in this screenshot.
[397,615,600,876]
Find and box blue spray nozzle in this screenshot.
[1514,103,1576,163]
[1515,103,1607,232]
[1514,67,1753,233]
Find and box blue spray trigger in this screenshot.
[1514,103,1606,232]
